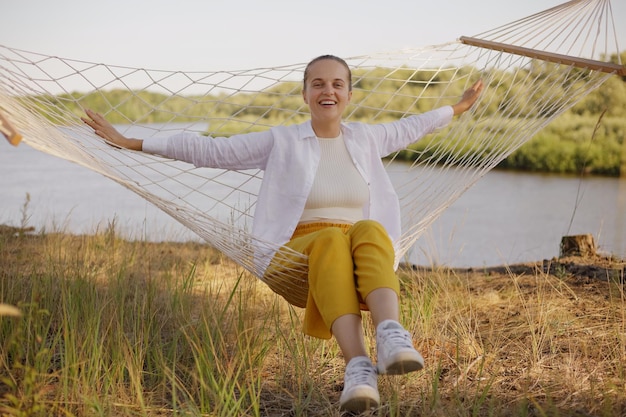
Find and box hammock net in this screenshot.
[0,0,623,306]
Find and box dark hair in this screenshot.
[303,55,352,91]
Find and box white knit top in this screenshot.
[299,133,369,224]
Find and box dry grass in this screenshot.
[0,224,625,416]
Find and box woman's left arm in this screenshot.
[349,79,485,157]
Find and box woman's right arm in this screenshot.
[82,109,274,170]
[82,109,143,151]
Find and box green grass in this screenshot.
[1,224,625,416]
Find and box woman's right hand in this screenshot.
[81,109,143,151]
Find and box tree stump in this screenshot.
[560,234,597,257]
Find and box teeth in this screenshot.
[320,100,335,105]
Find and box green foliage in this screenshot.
[21,51,626,175]
[0,303,62,416]
[500,115,625,176]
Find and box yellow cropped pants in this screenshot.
[264,220,400,339]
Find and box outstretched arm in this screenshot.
[451,79,484,116]
[81,109,143,151]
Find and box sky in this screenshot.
[2,0,625,74]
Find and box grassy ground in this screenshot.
[0,224,625,416]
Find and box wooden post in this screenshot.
[459,37,626,76]
[560,234,597,258]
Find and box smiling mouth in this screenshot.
[320,100,336,106]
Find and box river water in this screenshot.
[1,132,624,268]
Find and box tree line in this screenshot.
[32,52,626,176]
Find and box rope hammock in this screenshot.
[0,0,623,307]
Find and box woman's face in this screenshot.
[302,59,352,128]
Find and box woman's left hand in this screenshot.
[452,79,484,115]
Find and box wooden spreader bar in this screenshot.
[0,110,22,146]
[460,36,626,77]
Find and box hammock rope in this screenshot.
[0,0,623,306]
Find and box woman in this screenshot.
[83,54,483,412]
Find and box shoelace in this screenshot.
[380,327,413,349]
[346,361,376,386]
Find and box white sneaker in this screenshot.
[339,356,379,412]
[376,320,424,375]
